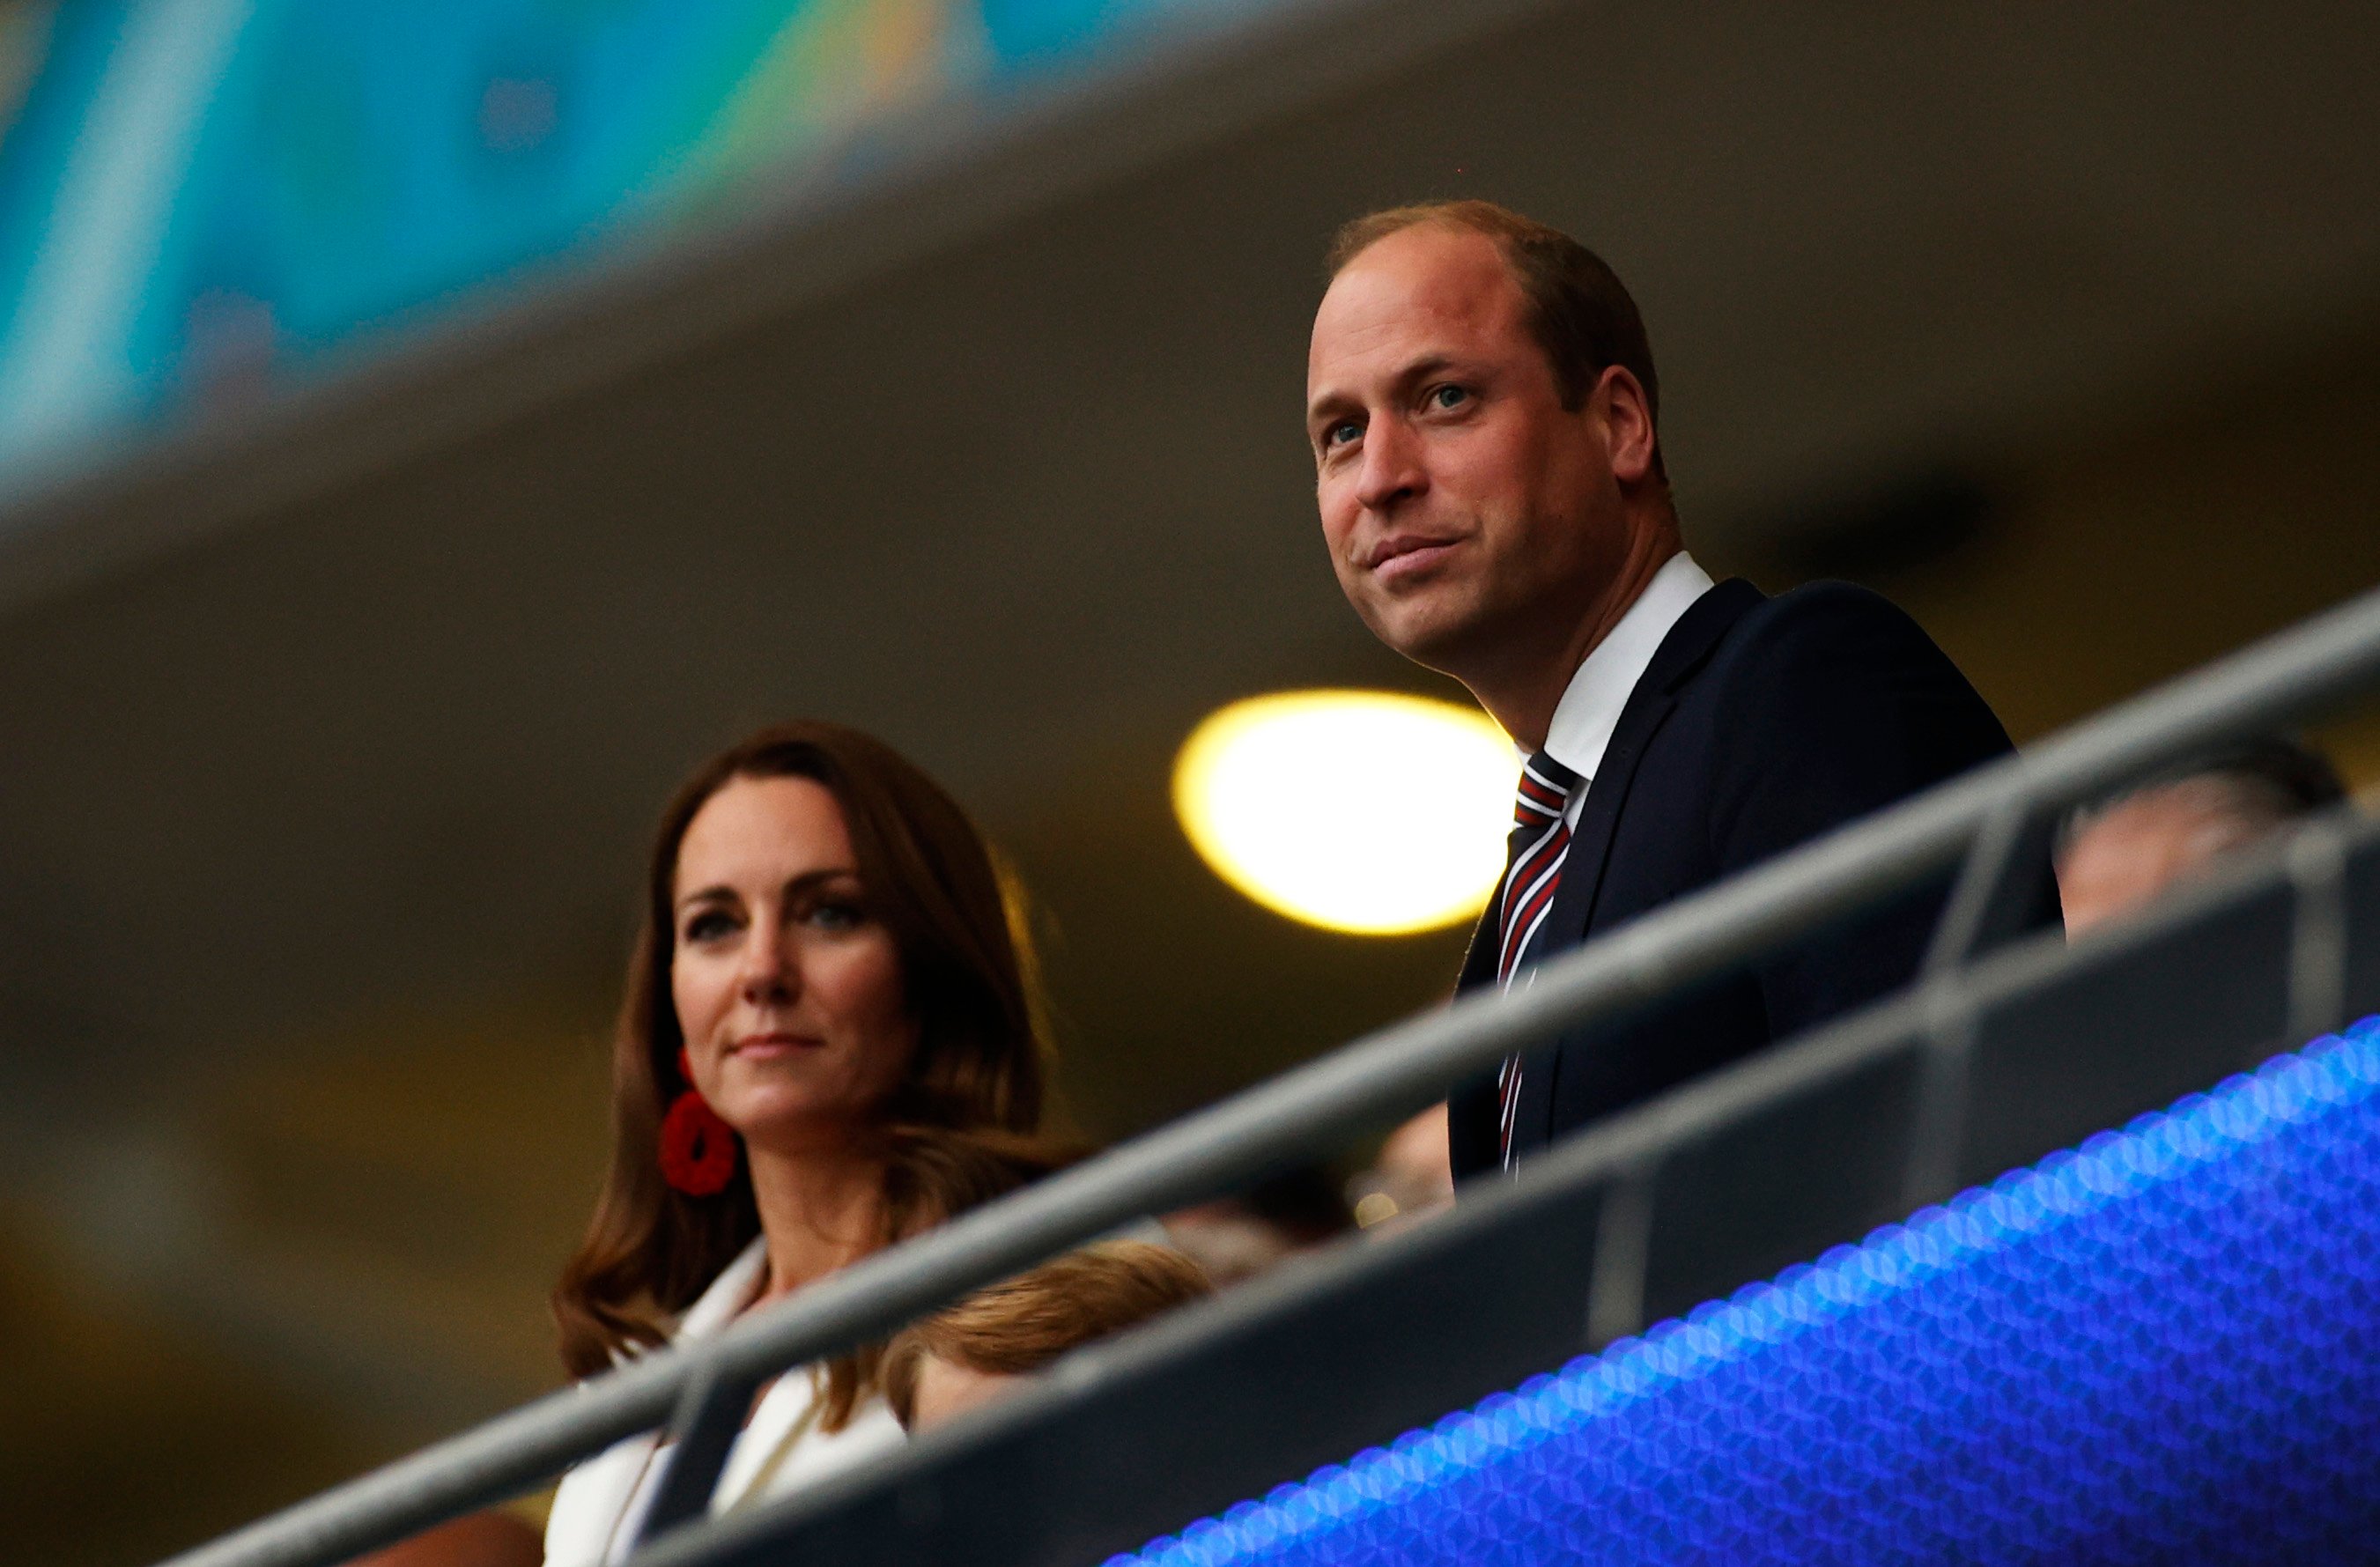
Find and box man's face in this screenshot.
[1305,225,1633,679]
[2057,780,2277,935]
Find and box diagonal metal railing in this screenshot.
[635,795,2380,1567]
[158,580,2380,1567]
[667,793,2380,1567]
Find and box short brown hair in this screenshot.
[1327,200,1659,425]
[883,1242,1213,1428]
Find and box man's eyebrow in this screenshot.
[1305,387,1356,429]
[1306,353,1465,426]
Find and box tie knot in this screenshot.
[1512,750,1582,828]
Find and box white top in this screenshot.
[1533,551,1716,826]
[543,1239,906,1567]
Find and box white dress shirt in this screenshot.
[1533,551,1716,825]
[543,1238,906,1567]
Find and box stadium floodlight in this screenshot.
[1172,689,1512,935]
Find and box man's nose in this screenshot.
[1354,418,1425,513]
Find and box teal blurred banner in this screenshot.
[0,0,1255,481]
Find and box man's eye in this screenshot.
[1325,419,1362,449]
[1428,384,1469,410]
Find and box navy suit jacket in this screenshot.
[1447,577,2056,1180]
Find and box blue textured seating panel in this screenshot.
[1125,1016,2380,1566]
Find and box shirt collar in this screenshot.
[1532,551,1715,780]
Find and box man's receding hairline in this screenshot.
[1315,224,1555,374]
[1323,201,1661,423]
[1329,213,1520,290]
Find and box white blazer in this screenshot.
[543,1239,906,1567]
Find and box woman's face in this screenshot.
[669,774,918,1149]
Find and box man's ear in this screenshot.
[1594,366,1659,486]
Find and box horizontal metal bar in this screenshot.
[159,582,2380,1567]
[645,821,2365,1567]
[637,987,1950,1567]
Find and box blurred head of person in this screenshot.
[883,1242,1214,1433]
[1306,200,1674,742]
[1346,1102,1455,1231]
[2058,736,2347,935]
[553,721,1068,1428]
[1160,1163,1352,1286]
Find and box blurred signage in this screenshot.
[0,0,1255,486]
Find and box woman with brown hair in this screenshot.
[543,721,1068,1565]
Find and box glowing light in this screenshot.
[1173,691,1512,935]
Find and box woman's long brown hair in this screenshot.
[551,721,1067,1428]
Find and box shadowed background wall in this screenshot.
[0,3,2376,1562]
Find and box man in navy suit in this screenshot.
[1304,201,2051,1181]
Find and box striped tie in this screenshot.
[1493,750,1583,1169]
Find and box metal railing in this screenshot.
[647,793,2379,1567]
[159,580,2380,1567]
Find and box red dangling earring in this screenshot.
[659,1047,739,1196]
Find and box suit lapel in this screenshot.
[1512,578,1765,1154]
[1445,839,1511,1176]
[1455,898,1499,995]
